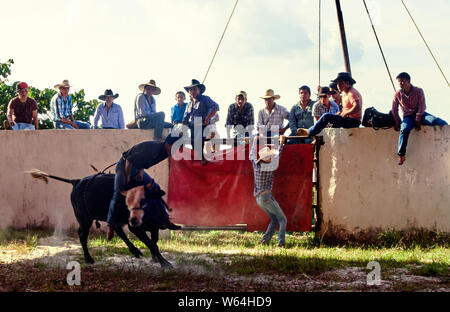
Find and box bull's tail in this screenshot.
[25,169,79,186]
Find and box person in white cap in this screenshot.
[249,134,287,247]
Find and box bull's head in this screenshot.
[122,183,151,227]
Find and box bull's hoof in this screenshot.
[158,257,173,269]
[131,248,143,258]
[85,257,95,264]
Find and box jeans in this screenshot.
[256,191,287,245]
[12,123,35,130]
[398,112,447,156]
[54,120,91,129]
[137,112,173,139]
[190,124,206,160]
[307,113,360,136]
[107,158,152,226]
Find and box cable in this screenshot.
[202,0,239,84]
[362,0,396,92]
[400,0,449,87]
[318,0,321,87]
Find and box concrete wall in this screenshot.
[317,126,449,239]
[0,129,169,230]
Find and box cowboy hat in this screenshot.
[256,146,279,164]
[99,89,119,100]
[54,79,71,90]
[260,89,280,100]
[184,79,206,94]
[318,86,335,96]
[332,72,356,84]
[138,79,161,95]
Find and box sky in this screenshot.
[0,0,449,135]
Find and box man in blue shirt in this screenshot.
[94,89,125,129]
[50,80,91,129]
[182,79,219,164]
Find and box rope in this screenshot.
[202,0,239,84]
[400,0,449,87]
[362,0,396,92]
[318,0,321,87]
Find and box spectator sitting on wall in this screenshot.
[94,89,125,129]
[4,82,38,130]
[329,81,342,111]
[182,79,219,165]
[225,90,254,139]
[288,85,314,143]
[392,72,448,165]
[257,89,289,138]
[134,79,173,139]
[171,91,187,134]
[297,72,362,137]
[50,80,91,129]
[312,86,340,122]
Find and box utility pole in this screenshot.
[335,0,351,75]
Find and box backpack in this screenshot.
[362,107,396,130]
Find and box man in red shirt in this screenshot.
[4,82,38,130]
[392,72,447,165]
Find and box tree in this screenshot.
[0,59,99,129]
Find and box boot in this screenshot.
[167,222,181,230]
[106,225,114,241]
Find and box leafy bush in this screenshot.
[0,59,98,129]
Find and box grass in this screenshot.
[0,228,449,291]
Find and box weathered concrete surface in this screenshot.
[0,129,169,230]
[317,126,449,239]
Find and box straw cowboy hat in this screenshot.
[260,89,280,100]
[138,79,161,95]
[257,146,279,164]
[54,79,71,90]
[98,89,119,101]
[184,79,206,94]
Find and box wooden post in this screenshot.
[335,0,352,74]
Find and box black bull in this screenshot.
[38,172,173,268]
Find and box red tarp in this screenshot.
[168,144,313,232]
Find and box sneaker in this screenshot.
[3,120,12,130]
[397,155,406,165]
[106,225,114,241]
[278,242,286,248]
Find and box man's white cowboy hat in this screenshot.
[260,89,280,100]
[138,79,161,95]
[54,79,71,90]
[257,146,279,164]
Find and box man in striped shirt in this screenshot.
[257,89,289,137]
[50,80,91,129]
[392,72,447,165]
[250,135,287,247]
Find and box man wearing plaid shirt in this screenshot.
[250,135,287,247]
[312,86,340,121]
[50,80,90,129]
[225,90,254,138]
[257,89,289,137]
[392,72,447,165]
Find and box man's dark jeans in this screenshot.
[137,112,173,139]
[307,113,360,136]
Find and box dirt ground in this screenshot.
[0,234,448,292]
